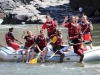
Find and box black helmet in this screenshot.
[9,27,13,32]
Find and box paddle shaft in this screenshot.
[70,41,91,46]
[82,24,89,35]
[48,50,58,60]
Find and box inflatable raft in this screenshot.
[0,45,100,62]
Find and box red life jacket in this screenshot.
[55,36,62,46]
[25,36,36,47]
[37,35,47,47]
[50,34,62,46]
[50,34,56,39]
[5,32,14,45]
[80,22,90,33]
[46,21,56,34]
[68,23,80,37]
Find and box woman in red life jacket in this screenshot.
[62,16,80,40]
[5,27,22,49]
[50,29,69,63]
[70,32,87,65]
[42,15,58,38]
[62,16,80,50]
[79,15,93,49]
[29,29,50,63]
[21,30,36,63]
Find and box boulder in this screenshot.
[1,0,99,24]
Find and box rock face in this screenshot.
[0,0,100,24]
[0,0,73,24]
[70,0,100,17]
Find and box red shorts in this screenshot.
[82,33,92,41]
[75,48,87,56]
[10,42,20,50]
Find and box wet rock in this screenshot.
[1,0,99,24]
[1,0,71,24]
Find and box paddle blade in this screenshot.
[29,58,37,64]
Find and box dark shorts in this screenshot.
[34,47,44,53]
[53,46,64,55]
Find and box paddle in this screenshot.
[29,45,42,64]
[82,24,89,35]
[29,53,41,64]
[29,58,37,64]
[48,50,58,60]
[69,41,91,46]
[15,55,22,63]
[68,23,90,45]
[15,43,30,63]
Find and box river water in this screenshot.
[0,24,100,75]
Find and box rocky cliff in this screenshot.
[0,0,100,24]
[70,0,100,17]
[0,0,74,24]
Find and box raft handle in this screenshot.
[14,56,17,58]
[66,58,70,60]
